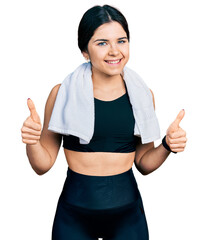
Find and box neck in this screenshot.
[91,66,124,91]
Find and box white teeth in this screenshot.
[106,59,121,64]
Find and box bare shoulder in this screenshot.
[45,84,61,109]
[48,84,61,101]
[149,88,155,110]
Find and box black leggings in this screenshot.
[52,167,149,240]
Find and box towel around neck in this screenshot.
[48,62,161,144]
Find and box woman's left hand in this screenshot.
[166,109,187,153]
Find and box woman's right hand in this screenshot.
[21,98,42,145]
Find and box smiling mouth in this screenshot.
[104,59,122,64]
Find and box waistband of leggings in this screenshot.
[60,194,141,215]
[61,166,140,210]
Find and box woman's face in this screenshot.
[83,21,129,78]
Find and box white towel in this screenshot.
[48,62,160,144]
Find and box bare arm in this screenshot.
[134,138,171,175]
[22,84,62,175]
[134,89,186,175]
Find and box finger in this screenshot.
[170,148,185,153]
[169,143,186,149]
[167,129,186,139]
[21,133,41,140]
[168,109,185,132]
[23,118,42,131]
[167,136,187,144]
[173,109,185,128]
[27,99,41,123]
[21,125,41,136]
[22,139,39,145]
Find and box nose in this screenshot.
[108,43,120,56]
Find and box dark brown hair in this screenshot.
[78,5,130,53]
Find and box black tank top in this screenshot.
[62,84,139,152]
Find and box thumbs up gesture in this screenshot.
[165,109,187,153]
[21,99,42,145]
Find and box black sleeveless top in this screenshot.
[62,85,139,152]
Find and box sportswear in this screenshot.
[48,62,161,144]
[62,84,139,152]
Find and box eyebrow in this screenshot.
[93,37,128,43]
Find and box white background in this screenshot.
[1,0,208,239]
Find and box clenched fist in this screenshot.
[21,98,42,145]
[166,109,187,153]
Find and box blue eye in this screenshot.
[118,40,126,44]
[98,42,107,46]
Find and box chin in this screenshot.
[92,63,126,77]
[102,69,122,77]
[104,65,126,75]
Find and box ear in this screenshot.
[82,51,89,61]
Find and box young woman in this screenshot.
[21,4,187,240]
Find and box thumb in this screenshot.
[27,98,41,123]
[168,109,185,132]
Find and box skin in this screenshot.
[21,21,187,176]
[83,21,129,92]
